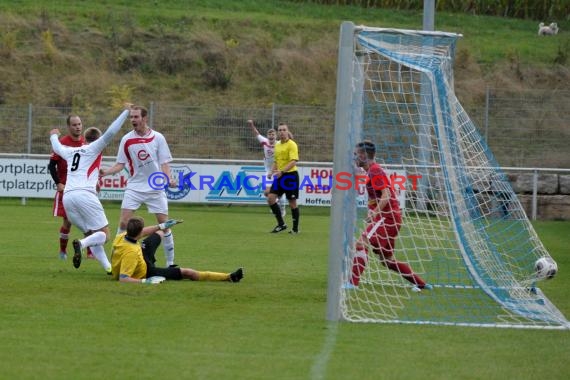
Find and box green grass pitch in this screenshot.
[0,198,568,379]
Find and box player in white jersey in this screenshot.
[247,119,286,217]
[49,106,131,272]
[100,105,177,267]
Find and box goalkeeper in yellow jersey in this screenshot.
[111,216,243,284]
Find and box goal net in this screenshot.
[327,22,569,329]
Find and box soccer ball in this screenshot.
[534,257,558,280]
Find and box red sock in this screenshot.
[351,251,368,286]
[385,260,425,287]
[59,226,70,253]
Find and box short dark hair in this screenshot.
[356,140,376,158]
[84,127,101,143]
[132,105,148,118]
[126,216,145,238]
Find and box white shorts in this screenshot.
[121,189,169,215]
[63,190,108,233]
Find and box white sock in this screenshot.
[163,231,175,266]
[117,227,125,235]
[80,231,106,248]
[89,245,111,271]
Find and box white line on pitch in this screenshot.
[310,321,339,380]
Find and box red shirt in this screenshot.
[366,162,401,223]
[50,135,85,184]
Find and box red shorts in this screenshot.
[362,217,401,258]
[53,191,67,218]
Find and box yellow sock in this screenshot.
[197,271,230,281]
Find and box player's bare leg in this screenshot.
[118,208,136,233]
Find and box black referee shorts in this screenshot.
[269,171,299,200]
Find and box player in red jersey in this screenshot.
[47,115,93,260]
[344,140,431,292]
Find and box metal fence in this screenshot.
[466,88,570,169]
[0,88,568,168]
[0,103,335,162]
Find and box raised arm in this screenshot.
[247,119,260,136]
[89,107,131,153]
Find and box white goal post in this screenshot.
[326,22,569,329]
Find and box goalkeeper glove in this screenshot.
[158,219,183,230]
[141,276,166,284]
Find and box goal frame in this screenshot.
[326,22,569,330]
